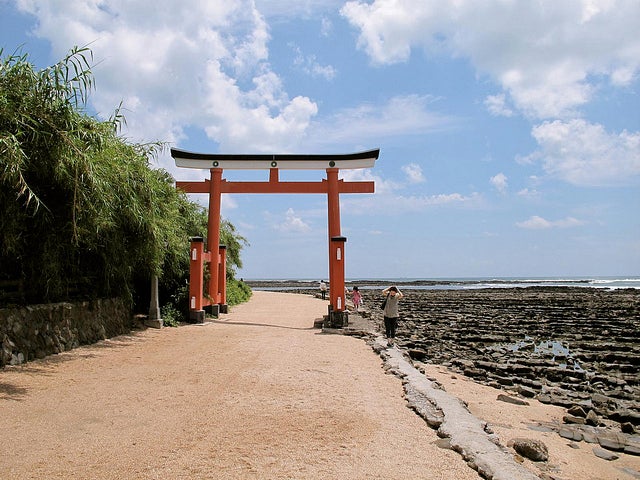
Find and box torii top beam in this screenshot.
[170,148,379,170]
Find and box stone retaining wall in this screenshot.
[0,298,132,367]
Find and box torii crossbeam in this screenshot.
[172,148,378,326]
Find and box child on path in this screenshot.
[351,286,362,311]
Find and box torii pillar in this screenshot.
[172,148,379,326]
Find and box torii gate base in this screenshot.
[324,235,348,328]
[188,236,227,323]
[172,148,378,326]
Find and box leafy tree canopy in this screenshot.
[0,47,248,310]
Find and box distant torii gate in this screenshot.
[172,148,378,326]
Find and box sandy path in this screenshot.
[1,291,478,480]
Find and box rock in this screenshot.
[559,427,583,442]
[597,433,626,451]
[621,422,636,434]
[568,405,587,417]
[592,447,619,461]
[359,287,640,434]
[581,431,598,443]
[610,408,640,426]
[624,444,640,456]
[537,393,552,404]
[517,385,537,398]
[563,414,586,425]
[585,409,600,426]
[407,348,427,361]
[497,393,529,406]
[511,438,549,462]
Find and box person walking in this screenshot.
[351,286,362,311]
[382,286,403,346]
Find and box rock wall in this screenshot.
[0,298,132,367]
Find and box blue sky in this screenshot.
[2,0,639,279]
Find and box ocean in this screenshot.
[246,276,640,291]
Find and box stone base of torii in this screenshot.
[171,148,378,327]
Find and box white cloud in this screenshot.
[307,94,455,148]
[341,164,480,214]
[16,0,319,178]
[273,208,312,233]
[393,192,482,210]
[490,172,508,194]
[340,168,400,195]
[485,94,514,117]
[516,215,586,229]
[344,191,484,215]
[291,44,337,80]
[525,119,640,186]
[401,163,425,184]
[254,0,344,18]
[320,16,333,37]
[517,188,540,199]
[341,1,640,119]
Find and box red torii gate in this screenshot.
[172,148,378,326]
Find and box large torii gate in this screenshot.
[171,148,378,326]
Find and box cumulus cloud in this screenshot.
[524,119,640,186]
[272,208,312,233]
[341,0,640,119]
[15,0,319,177]
[490,172,508,194]
[516,215,585,229]
[402,163,426,184]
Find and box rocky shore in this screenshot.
[363,288,639,428]
[248,281,640,462]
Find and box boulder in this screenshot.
[511,438,549,462]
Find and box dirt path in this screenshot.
[1,291,478,480]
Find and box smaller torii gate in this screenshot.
[172,148,378,326]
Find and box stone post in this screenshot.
[146,275,163,328]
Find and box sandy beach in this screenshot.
[1,290,638,479]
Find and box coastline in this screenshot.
[245,276,640,291]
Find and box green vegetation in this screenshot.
[0,46,251,318]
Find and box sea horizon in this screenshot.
[244,275,640,291]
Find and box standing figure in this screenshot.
[351,286,362,311]
[382,286,403,346]
[319,280,327,300]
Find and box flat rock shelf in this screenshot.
[358,287,640,430]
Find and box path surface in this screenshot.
[1,291,478,480]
